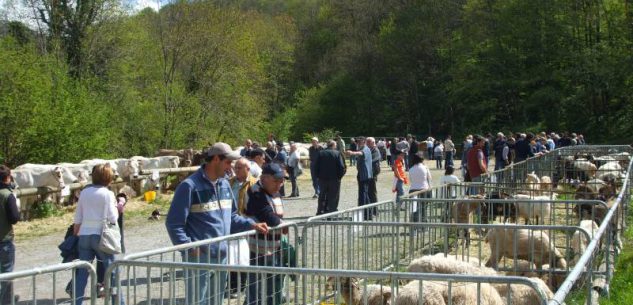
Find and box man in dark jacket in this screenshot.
[313,140,346,215]
[0,165,19,305]
[308,137,323,199]
[367,137,382,204]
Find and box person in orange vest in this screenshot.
[393,150,409,208]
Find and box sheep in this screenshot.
[407,255,498,276]
[569,220,599,266]
[572,160,597,182]
[480,192,517,224]
[327,277,392,305]
[431,253,481,267]
[504,259,539,277]
[485,228,567,287]
[525,172,541,194]
[485,227,567,271]
[450,195,483,246]
[395,280,505,305]
[491,277,554,305]
[597,162,624,183]
[539,176,553,194]
[394,280,444,305]
[513,194,552,225]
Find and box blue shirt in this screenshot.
[165,166,255,257]
[356,146,373,181]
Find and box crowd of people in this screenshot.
[0,130,587,305]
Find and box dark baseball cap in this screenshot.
[262,163,285,179]
[206,142,241,160]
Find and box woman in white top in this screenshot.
[72,164,125,305]
[440,165,461,198]
[408,152,432,223]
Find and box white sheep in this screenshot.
[485,227,567,270]
[492,277,554,305]
[539,175,553,195]
[327,277,392,305]
[431,253,482,267]
[407,255,498,276]
[525,172,541,193]
[513,194,552,225]
[395,280,505,305]
[503,259,539,277]
[569,220,599,266]
[597,162,624,182]
[573,160,597,180]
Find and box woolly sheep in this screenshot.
[395,280,505,305]
[407,255,498,276]
[597,162,624,183]
[513,194,552,225]
[569,220,599,266]
[327,277,392,305]
[525,172,541,193]
[451,195,483,246]
[485,227,567,270]
[492,277,554,305]
[573,160,597,181]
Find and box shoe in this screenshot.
[97,283,105,298]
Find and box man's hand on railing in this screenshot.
[252,222,269,234]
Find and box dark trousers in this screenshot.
[245,253,283,305]
[427,148,434,160]
[357,179,372,220]
[445,151,454,168]
[228,271,247,294]
[288,167,299,196]
[0,241,15,305]
[310,164,320,195]
[317,179,341,215]
[368,176,378,203]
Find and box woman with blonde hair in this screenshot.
[72,164,125,305]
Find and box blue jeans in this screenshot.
[357,179,372,220]
[310,164,320,195]
[0,241,15,305]
[245,253,283,305]
[73,235,124,305]
[184,252,227,305]
[395,179,405,206]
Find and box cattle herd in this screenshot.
[11,148,206,220]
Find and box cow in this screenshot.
[12,164,68,219]
[129,156,180,193]
[156,148,197,167]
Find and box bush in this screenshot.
[30,201,63,219]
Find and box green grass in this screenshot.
[600,215,633,305]
[566,204,633,305]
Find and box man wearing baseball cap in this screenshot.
[243,162,287,305]
[166,142,268,305]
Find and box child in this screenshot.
[440,166,461,198]
[392,151,409,207]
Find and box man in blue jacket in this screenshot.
[166,142,268,305]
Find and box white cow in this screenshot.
[13,164,67,189]
[12,164,69,219]
[80,159,122,178]
[136,156,180,171]
[129,156,180,193]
